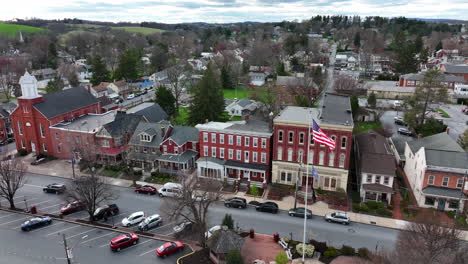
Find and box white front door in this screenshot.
[31,142,36,153]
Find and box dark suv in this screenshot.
[256,202,279,214]
[224,197,247,209]
[94,204,119,221]
[43,183,66,194]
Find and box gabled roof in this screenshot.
[356,131,395,175]
[33,88,99,119]
[101,112,143,137]
[132,103,168,123]
[143,128,158,136]
[129,121,169,147]
[407,132,464,153]
[237,98,252,108]
[425,149,468,169]
[401,73,465,83]
[442,64,468,74]
[206,228,244,254]
[167,126,198,146]
[93,82,110,92]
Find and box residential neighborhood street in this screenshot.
[0,172,399,254]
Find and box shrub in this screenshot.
[18,149,28,156]
[323,246,338,258]
[366,201,385,210]
[226,248,243,264]
[275,252,289,264]
[340,245,356,256]
[387,205,394,210]
[359,204,369,212]
[296,243,315,257]
[357,247,370,259]
[310,239,328,253]
[446,210,456,219]
[376,208,393,217]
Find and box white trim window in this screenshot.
[57,145,61,153]
[308,150,314,164]
[261,152,266,163]
[20,140,25,149]
[211,133,216,144]
[229,149,234,159]
[442,177,449,187]
[244,151,249,162]
[319,151,325,165]
[203,132,208,142]
[278,130,283,142]
[253,152,258,162]
[299,132,305,145]
[236,136,241,146]
[288,131,294,143]
[220,148,225,158]
[40,123,45,138]
[253,138,258,147]
[277,147,283,161]
[228,135,233,145]
[102,140,110,148]
[328,152,335,167]
[245,137,250,147]
[339,154,345,168]
[287,148,293,162]
[457,178,463,188]
[341,137,347,149]
[219,134,225,144]
[43,143,47,152]
[203,146,208,156]
[298,149,304,163]
[261,138,266,148]
[428,175,435,185]
[54,133,59,140]
[211,147,216,157]
[163,145,167,154]
[17,121,23,135]
[236,150,241,160]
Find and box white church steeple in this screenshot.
[19,71,40,99]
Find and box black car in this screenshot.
[256,202,279,214]
[43,183,66,194]
[288,207,312,219]
[224,197,247,209]
[21,216,52,231]
[94,204,119,221]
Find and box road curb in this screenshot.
[0,207,197,252]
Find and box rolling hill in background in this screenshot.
[0,22,45,37]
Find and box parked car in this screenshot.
[192,193,207,201]
[394,116,406,126]
[60,200,84,215]
[126,93,135,100]
[173,221,192,234]
[138,214,162,231]
[156,241,184,257]
[43,183,66,194]
[21,216,52,231]
[397,127,412,136]
[94,204,119,221]
[205,225,221,239]
[121,211,145,227]
[288,207,312,219]
[256,202,279,214]
[110,233,139,252]
[158,182,182,197]
[325,212,350,225]
[135,185,158,195]
[224,197,247,208]
[248,201,261,207]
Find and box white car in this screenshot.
[205,225,221,239]
[121,211,145,227]
[173,221,192,233]
[127,93,135,100]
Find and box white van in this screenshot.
[158,182,182,197]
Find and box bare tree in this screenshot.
[57,63,79,87]
[0,57,27,101]
[166,63,186,116]
[0,156,28,209]
[334,74,358,93]
[389,213,468,264]
[160,175,223,247]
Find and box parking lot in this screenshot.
[0,181,190,264]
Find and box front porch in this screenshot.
[97,146,126,165]
[157,150,198,175]
[127,151,159,172]
[361,184,394,204]
[422,186,467,211]
[224,160,267,187]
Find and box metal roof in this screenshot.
[422,186,467,199]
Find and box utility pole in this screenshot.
[63,233,71,264]
[294,164,301,209]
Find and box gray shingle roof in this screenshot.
[422,186,467,199]
[320,93,354,126]
[362,183,394,193]
[157,150,198,163]
[168,126,199,146]
[443,64,468,74]
[401,73,465,83]
[144,128,158,136]
[227,120,272,134]
[206,229,244,254]
[102,112,143,137]
[134,103,168,123]
[425,149,468,169]
[237,98,252,108]
[390,134,414,161]
[33,88,99,119]
[129,122,169,147]
[408,132,464,153]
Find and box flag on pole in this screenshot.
[312,120,335,150]
[312,167,319,182]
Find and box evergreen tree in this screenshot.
[221,214,234,230]
[435,41,443,51]
[221,65,234,90]
[45,77,64,94]
[350,95,359,119]
[47,42,57,69]
[90,56,110,86]
[155,85,176,117]
[276,62,287,76]
[115,49,140,81]
[393,32,418,74]
[367,92,377,108]
[188,64,225,125]
[414,35,423,54]
[226,249,243,264]
[353,32,361,48]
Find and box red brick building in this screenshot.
[439,64,468,82]
[271,93,354,194]
[10,72,101,156]
[398,73,465,88]
[195,119,272,187]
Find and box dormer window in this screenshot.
[140,134,152,142]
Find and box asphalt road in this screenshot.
[439,104,468,140]
[2,173,399,252]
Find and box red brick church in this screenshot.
[10,72,101,156]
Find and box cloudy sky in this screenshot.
[2,0,468,23]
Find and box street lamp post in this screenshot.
[294,163,302,210]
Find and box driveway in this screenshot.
[438,104,468,140]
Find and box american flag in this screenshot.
[312,119,335,150]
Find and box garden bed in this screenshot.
[144,171,173,184]
[101,168,122,178]
[352,201,393,218]
[267,183,294,201]
[316,188,349,211]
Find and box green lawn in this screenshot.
[111,26,165,35]
[353,122,382,134]
[0,22,45,37]
[173,107,190,125]
[223,86,253,100]
[436,108,451,118]
[101,168,121,178]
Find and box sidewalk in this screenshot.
[21,156,468,241]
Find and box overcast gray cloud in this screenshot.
[2,0,468,23]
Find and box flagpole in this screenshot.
[302,114,312,261]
